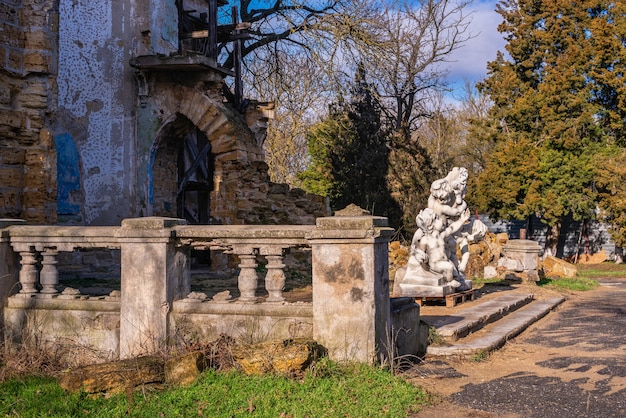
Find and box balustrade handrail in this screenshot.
[174,224,315,246]
[5,224,317,248]
[7,225,120,252]
[3,221,318,302]
[174,224,316,303]
[1,217,396,363]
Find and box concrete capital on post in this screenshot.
[116,217,190,358]
[307,215,394,364]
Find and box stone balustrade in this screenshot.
[0,216,421,364]
[175,224,314,303]
[6,224,120,297]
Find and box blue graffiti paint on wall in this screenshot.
[54,133,81,215]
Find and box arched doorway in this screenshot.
[152,115,214,224]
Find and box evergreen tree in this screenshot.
[299,66,402,226]
[596,147,626,255]
[471,0,626,254]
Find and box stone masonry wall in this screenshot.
[0,0,57,223]
[215,160,329,225]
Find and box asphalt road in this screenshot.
[411,276,626,417]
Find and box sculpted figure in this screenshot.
[395,167,486,297]
[428,176,466,223]
[411,207,470,287]
[446,167,469,208]
[426,175,465,276]
[427,167,486,276]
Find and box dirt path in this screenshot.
[404,276,626,417]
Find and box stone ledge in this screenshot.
[502,239,541,252]
[316,215,389,230]
[6,295,120,312]
[120,217,187,230]
[306,227,394,241]
[175,224,314,240]
[172,300,312,317]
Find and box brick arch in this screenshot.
[148,84,266,224]
[154,84,262,165]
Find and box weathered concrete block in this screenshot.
[0,147,26,165]
[232,338,326,376]
[543,255,577,278]
[502,239,541,271]
[118,217,190,358]
[0,167,24,187]
[309,215,393,364]
[484,265,498,279]
[391,297,422,358]
[58,356,164,394]
[4,297,120,362]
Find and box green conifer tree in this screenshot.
[471,0,625,255]
[299,66,402,226]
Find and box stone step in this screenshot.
[428,293,536,342]
[426,297,566,358]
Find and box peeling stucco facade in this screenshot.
[57,0,135,224]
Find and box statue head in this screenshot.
[430,179,453,204]
[446,167,468,204]
[456,167,469,183]
[416,208,442,234]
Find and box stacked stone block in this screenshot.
[0,0,57,223]
[212,160,330,226]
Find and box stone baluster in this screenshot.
[235,247,259,302]
[40,248,59,295]
[263,247,286,303]
[18,249,39,295]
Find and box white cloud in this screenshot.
[445,0,507,92]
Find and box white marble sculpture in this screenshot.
[395,167,487,297]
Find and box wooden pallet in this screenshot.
[415,289,475,308]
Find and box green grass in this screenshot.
[538,261,626,291]
[470,277,511,286]
[471,262,626,292]
[575,262,626,279]
[470,350,489,362]
[0,361,430,417]
[537,276,599,291]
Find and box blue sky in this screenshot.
[445,0,507,99]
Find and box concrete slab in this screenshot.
[427,292,535,341]
[426,297,566,357]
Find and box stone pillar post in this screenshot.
[308,215,394,364]
[0,220,26,335]
[116,217,189,358]
[17,249,39,295]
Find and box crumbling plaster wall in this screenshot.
[56,0,139,225]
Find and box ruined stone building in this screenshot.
[0,0,328,226]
